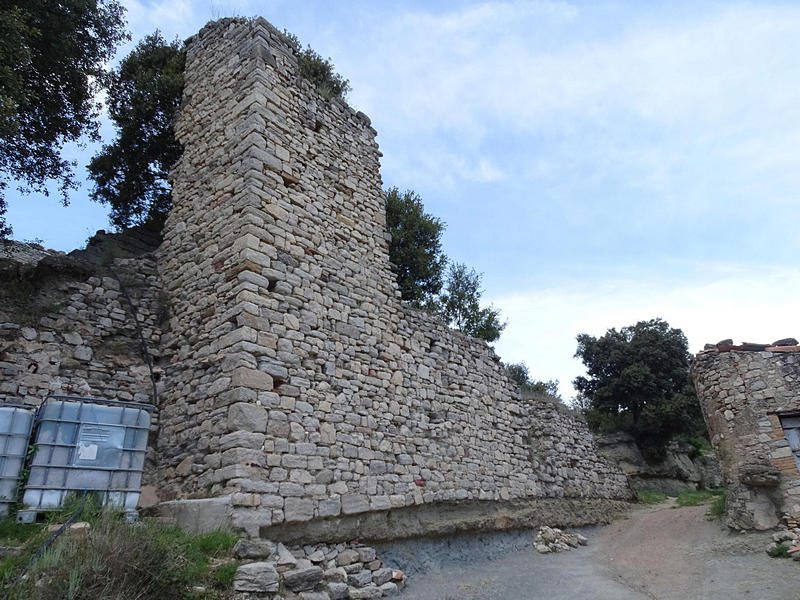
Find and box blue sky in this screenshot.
[7,1,800,398]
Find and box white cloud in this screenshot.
[349,3,800,194]
[490,263,800,400]
[124,0,205,40]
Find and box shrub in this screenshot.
[574,318,706,462]
[283,31,350,100]
[685,436,712,457]
[505,362,560,399]
[767,542,791,558]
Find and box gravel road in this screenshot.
[380,500,799,600]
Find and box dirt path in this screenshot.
[386,501,800,600]
[595,500,799,599]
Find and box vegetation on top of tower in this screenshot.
[283,31,351,100]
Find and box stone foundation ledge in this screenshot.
[156,496,633,544]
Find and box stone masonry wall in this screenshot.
[0,234,165,485]
[154,17,632,539]
[693,342,800,529]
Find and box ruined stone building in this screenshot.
[0,18,633,542]
[694,340,800,530]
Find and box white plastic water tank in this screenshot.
[21,396,153,517]
[0,402,35,516]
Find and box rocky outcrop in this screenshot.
[596,433,722,495]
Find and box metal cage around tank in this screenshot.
[18,395,154,522]
[0,401,35,517]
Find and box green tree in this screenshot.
[505,361,560,398]
[385,187,447,307]
[88,32,185,229]
[439,263,506,342]
[0,0,128,237]
[573,318,705,461]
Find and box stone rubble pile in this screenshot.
[233,539,405,599]
[767,527,800,561]
[533,526,587,554]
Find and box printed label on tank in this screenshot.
[76,443,98,461]
[73,424,124,466]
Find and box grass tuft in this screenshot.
[0,520,43,545]
[675,488,724,508]
[708,492,726,519]
[636,489,668,504]
[211,560,239,589]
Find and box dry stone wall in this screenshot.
[0,235,163,405]
[0,232,165,485]
[155,17,632,540]
[693,342,800,529]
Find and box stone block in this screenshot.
[328,581,350,599]
[276,542,298,570]
[341,494,369,515]
[219,431,265,451]
[63,331,82,345]
[231,367,274,391]
[231,507,272,538]
[318,497,341,517]
[356,547,375,563]
[284,562,324,592]
[336,549,360,566]
[372,568,393,586]
[380,581,399,595]
[227,402,268,432]
[349,585,382,599]
[157,498,231,533]
[74,346,92,361]
[299,592,330,600]
[285,497,314,522]
[231,492,261,507]
[233,538,276,559]
[347,570,372,587]
[234,562,279,592]
[324,566,347,582]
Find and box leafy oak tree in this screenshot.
[384,187,447,307]
[573,318,705,461]
[0,0,128,237]
[88,32,185,229]
[439,263,506,342]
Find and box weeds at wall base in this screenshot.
[0,510,238,599]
